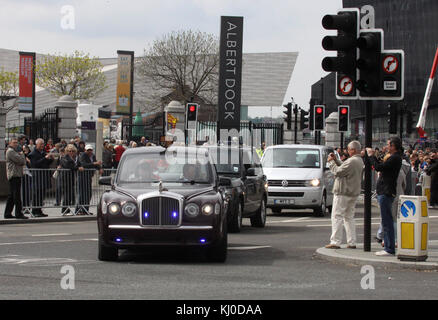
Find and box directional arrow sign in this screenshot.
[401,200,416,218]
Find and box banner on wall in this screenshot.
[18,52,35,113]
[116,51,134,115]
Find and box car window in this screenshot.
[117,153,213,184]
[261,148,321,168]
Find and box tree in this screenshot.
[0,68,19,111]
[35,51,107,100]
[137,30,219,111]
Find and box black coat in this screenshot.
[28,149,53,169]
[28,149,54,190]
[78,152,101,179]
[368,152,402,197]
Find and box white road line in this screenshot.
[0,238,98,246]
[267,217,309,224]
[31,233,72,237]
[307,222,382,227]
[229,246,272,250]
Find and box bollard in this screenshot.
[421,174,431,205]
[397,195,429,261]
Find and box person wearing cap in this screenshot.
[76,144,103,215]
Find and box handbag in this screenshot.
[53,169,59,179]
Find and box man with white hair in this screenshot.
[325,140,364,249]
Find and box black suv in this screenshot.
[207,145,268,233]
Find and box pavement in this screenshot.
[1,198,437,271]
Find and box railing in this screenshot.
[21,168,117,217]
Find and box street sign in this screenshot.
[401,200,416,218]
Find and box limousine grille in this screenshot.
[268,192,304,197]
[141,197,180,226]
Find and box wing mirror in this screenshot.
[99,176,112,186]
[218,177,232,186]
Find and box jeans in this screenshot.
[377,194,396,254]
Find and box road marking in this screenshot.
[229,246,271,251]
[307,222,381,227]
[267,217,309,224]
[0,238,98,246]
[31,233,72,237]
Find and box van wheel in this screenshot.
[313,194,326,217]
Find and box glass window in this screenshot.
[261,148,321,168]
[117,153,213,184]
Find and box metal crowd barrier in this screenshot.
[21,168,117,217]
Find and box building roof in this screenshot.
[0,48,298,128]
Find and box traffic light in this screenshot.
[356,30,382,97]
[300,108,310,131]
[387,104,398,134]
[283,103,292,130]
[321,8,360,100]
[314,105,325,131]
[338,105,350,132]
[186,103,198,121]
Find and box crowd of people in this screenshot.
[326,137,437,256]
[4,134,155,219]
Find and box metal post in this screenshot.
[340,132,344,150]
[364,100,373,252]
[294,105,298,144]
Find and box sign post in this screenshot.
[217,16,243,145]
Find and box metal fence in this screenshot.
[21,168,116,217]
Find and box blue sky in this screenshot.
[0,0,343,112]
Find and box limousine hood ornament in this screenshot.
[158,180,168,193]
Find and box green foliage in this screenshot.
[0,68,19,106]
[36,51,107,100]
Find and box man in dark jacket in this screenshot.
[366,137,402,256]
[28,138,54,217]
[76,144,102,214]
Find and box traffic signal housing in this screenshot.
[186,103,198,129]
[314,105,325,131]
[300,108,310,131]
[356,29,382,97]
[338,105,350,132]
[321,8,360,100]
[387,104,398,134]
[283,103,292,130]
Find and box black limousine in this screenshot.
[97,146,230,262]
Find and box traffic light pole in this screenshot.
[340,132,344,150]
[364,100,373,252]
[294,105,298,144]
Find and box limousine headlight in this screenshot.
[185,203,200,217]
[122,202,137,217]
[307,178,320,187]
[202,204,214,216]
[108,203,121,215]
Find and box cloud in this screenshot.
[0,0,343,107]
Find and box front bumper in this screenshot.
[266,186,323,209]
[100,223,222,247]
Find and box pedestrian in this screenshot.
[21,144,32,209]
[76,144,102,215]
[44,138,54,153]
[28,138,55,217]
[366,137,402,256]
[4,138,28,219]
[102,141,114,176]
[426,150,438,208]
[77,141,86,155]
[325,141,364,249]
[28,139,35,152]
[114,140,125,168]
[60,144,79,215]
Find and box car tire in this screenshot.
[250,198,266,228]
[98,238,118,261]
[228,202,243,233]
[313,194,327,217]
[206,220,228,263]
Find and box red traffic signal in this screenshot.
[338,105,349,132]
[314,105,325,131]
[186,103,198,122]
[340,107,348,115]
[316,107,323,114]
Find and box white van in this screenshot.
[261,144,335,217]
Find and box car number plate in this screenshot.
[274,199,294,205]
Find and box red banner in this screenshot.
[18,52,35,113]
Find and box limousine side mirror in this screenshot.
[99,176,112,186]
[218,177,232,186]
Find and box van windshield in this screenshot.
[261,148,320,168]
